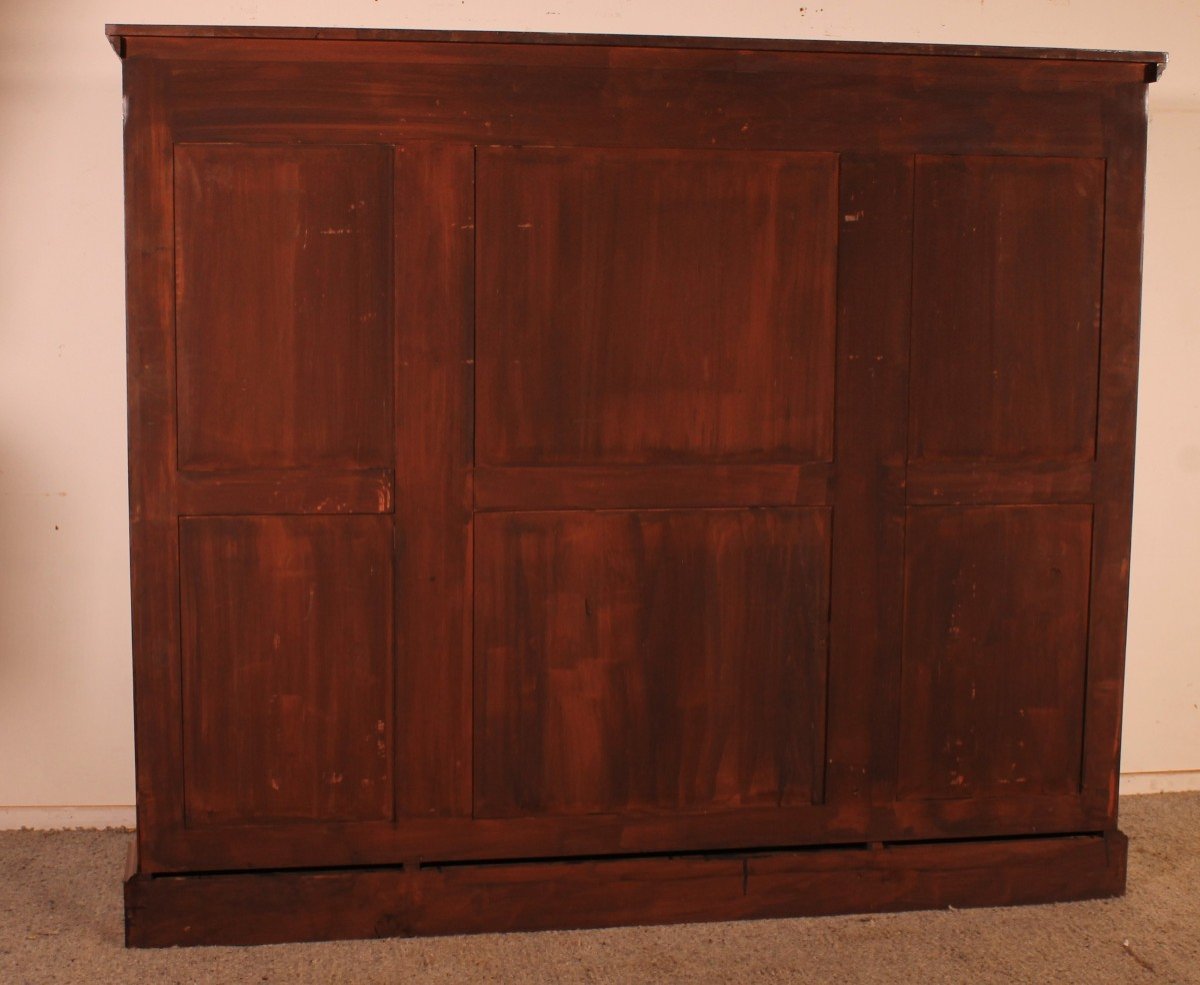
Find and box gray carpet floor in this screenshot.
[1,792,1197,984]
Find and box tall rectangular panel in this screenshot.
[174,144,394,470]
[476,147,838,466]
[898,506,1093,800]
[180,516,394,825]
[474,509,831,817]
[909,155,1104,462]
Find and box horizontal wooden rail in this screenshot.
[474,464,834,511]
[906,460,1096,504]
[176,469,394,515]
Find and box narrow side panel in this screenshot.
[123,58,185,866]
[1082,89,1151,813]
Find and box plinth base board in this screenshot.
[125,829,1128,948]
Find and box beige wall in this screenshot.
[1,0,1196,824]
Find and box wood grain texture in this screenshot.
[140,788,1115,874]
[125,831,1127,947]
[180,516,393,825]
[909,155,1105,463]
[114,25,1154,942]
[474,464,832,511]
[174,143,393,470]
[477,147,837,465]
[474,509,831,817]
[106,25,1165,73]
[906,461,1095,505]
[898,506,1093,801]
[1082,91,1149,815]
[825,156,913,807]
[122,57,186,866]
[176,469,393,515]
[145,40,1145,159]
[391,143,475,818]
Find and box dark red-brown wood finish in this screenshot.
[110,24,1163,947]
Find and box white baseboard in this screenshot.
[2,774,1196,830]
[0,805,135,830]
[1120,770,1200,794]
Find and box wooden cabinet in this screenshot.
[109,23,1165,947]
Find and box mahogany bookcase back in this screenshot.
[109,24,1164,947]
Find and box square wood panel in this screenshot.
[474,509,831,818]
[898,506,1093,800]
[476,147,838,466]
[174,144,393,470]
[180,516,394,825]
[909,155,1104,462]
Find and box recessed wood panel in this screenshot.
[476,147,838,466]
[909,155,1104,462]
[175,144,393,470]
[180,516,393,825]
[898,506,1093,800]
[474,509,831,818]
